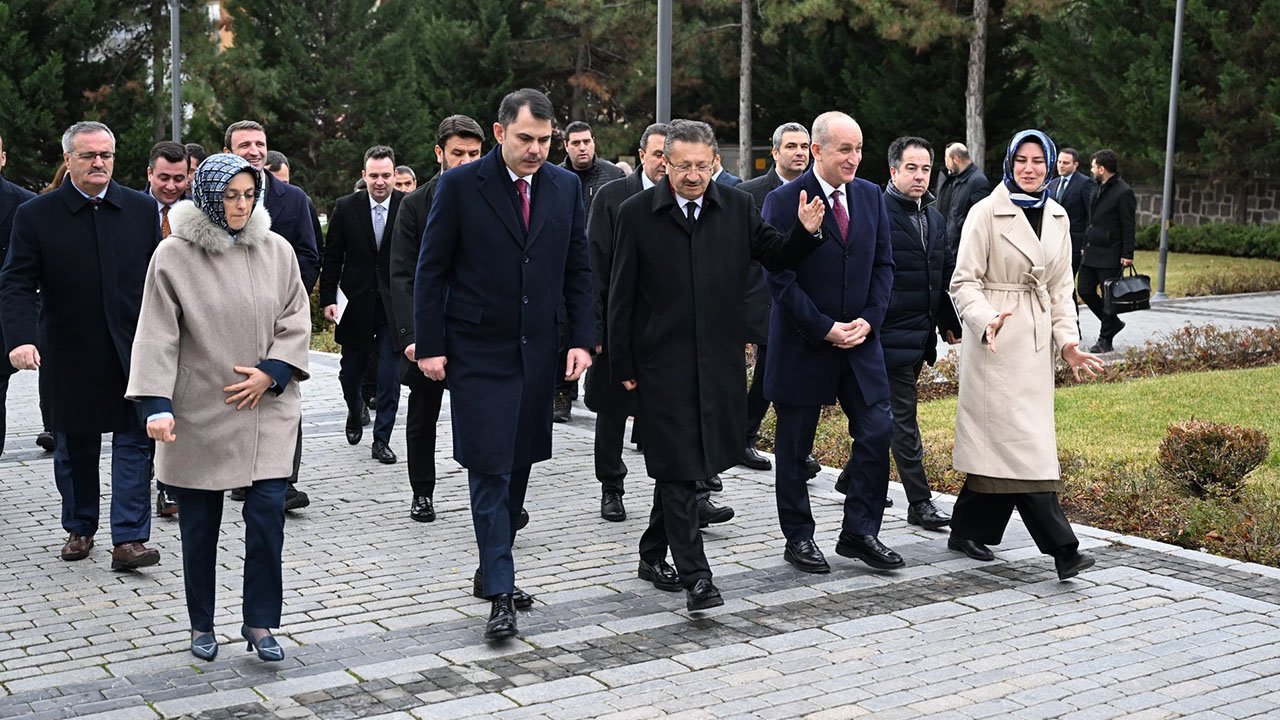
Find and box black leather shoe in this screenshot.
[345,411,363,445]
[35,431,55,452]
[472,570,534,609]
[835,533,905,570]
[685,578,724,611]
[601,492,626,522]
[885,496,894,508]
[552,392,571,423]
[802,454,821,479]
[907,500,951,530]
[229,487,247,502]
[947,536,995,561]
[834,470,849,495]
[484,595,519,640]
[740,447,772,471]
[784,539,831,574]
[703,475,723,492]
[697,497,735,527]
[517,508,529,531]
[360,405,371,427]
[1088,339,1113,353]
[371,439,397,464]
[637,558,682,591]
[1055,552,1096,580]
[284,486,310,511]
[156,490,179,518]
[410,495,436,522]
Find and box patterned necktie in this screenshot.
[831,190,849,244]
[1057,176,1069,201]
[161,205,171,238]
[88,197,102,208]
[685,200,698,227]
[515,178,530,231]
[373,204,386,250]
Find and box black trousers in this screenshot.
[1077,264,1125,340]
[638,480,711,587]
[405,374,445,497]
[594,405,629,495]
[886,362,933,505]
[950,484,1078,558]
[171,478,287,632]
[745,343,769,447]
[0,372,9,456]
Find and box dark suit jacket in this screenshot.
[319,189,403,347]
[583,171,644,414]
[714,169,743,187]
[414,147,593,474]
[388,173,440,385]
[762,170,894,407]
[1083,174,1136,269]
[0,175,36,376]
[262,172,320,290]
[736,169,785,344]
[1049,171,1097,263]
[0,179,160,432]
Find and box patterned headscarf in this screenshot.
[1002,129,1057,209]
[190,153,260,236]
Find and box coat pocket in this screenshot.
[445,298,484,324]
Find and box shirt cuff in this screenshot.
[146,412,175,423]
[258,359,294,395]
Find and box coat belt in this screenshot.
[983,267,1049,352]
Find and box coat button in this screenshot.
[522,296,529,304]
[523,256,530,264]
[521,335,527,344]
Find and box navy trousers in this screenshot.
[339,300,400,444]
[774,367,892,542]
[469,465,531,597]
[171,478,287,632]
[53,417,152,545]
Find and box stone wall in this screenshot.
[1134,180,1280,226]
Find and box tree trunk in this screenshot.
[965,0,988,172]
[738,0,753,178]
[572,39,587,120]
[152,0,167,141]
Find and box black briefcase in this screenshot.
[1103,265,1152,315]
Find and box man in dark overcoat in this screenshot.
[1048,147,1097,283]
[608,120,825,612]
[0,132,36,458]
[0,121,161,569]
[415,89,594,641]
[1079,148,1136,353]
[762,112,900,575]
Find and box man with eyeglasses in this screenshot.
[608,119,825,611]
[0,121,162,570]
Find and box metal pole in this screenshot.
[170,0,182,143]
[1155,0,1186,300]
[656,0,672,123]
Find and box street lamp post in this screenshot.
[656,0,671,123]
[170,0,182,143]
[1155,0,1186,300]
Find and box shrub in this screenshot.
[1136,222,1280,260]
[1157,420,1270,499]
[1180,266,1280,296]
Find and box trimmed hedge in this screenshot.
[1136,222,1280,260]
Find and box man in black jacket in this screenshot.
[878,137,961,531]
[0,132,36,459]
[1079,148,1136,353]
[387,115,484,522]
[1049,147,1097,282]
[936,142,991,252]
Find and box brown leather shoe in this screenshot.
[111,542,161,571]
[60,533,94,561]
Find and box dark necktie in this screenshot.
[685,200,697,227]
[831,190,849,244]
[88,197,102,208]
[515,178,530,231]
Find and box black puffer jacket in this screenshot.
[936,163,991,252]
[562,156,625,221]
[879,185,962,368]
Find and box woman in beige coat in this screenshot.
[946,130,1104,580]
[126,153,311,661]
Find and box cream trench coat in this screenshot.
[949,184,1079,486]
[126,201,312,490]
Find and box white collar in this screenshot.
[676,193,704,212]
[73,182,108,201]
[815,172,843,202]
[711,168,723,182]
[368,193,391,212]
[641,172,656,190]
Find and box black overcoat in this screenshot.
[583,171,644,414]
[318,188,403,346]
[608,179,823,482]
[0,179,160,432]
[414,147,594,474]
[0,174,36,377]
[736,169,784,344]
[1082,174,1136,269]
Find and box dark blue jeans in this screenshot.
[53,419,152,545]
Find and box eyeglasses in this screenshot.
[668,162,713,174]
[223,191,258,203]
[74,152,115,162]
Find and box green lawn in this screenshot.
[1133,250,1280,297]
[917,364,1280,484]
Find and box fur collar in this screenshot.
[167,200,272,253]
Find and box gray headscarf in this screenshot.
[190,153,260,236]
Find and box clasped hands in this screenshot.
[825,318,871,349]
[146,366,272,443]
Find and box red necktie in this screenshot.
[831,190,849,244]
[515,178,530,231]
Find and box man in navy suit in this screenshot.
[0,132,36,458]
[762,111,901,575]
[1048,147,1097,285]
[711,146,742,187]
[1,122,161,569]
[415,89,594,641]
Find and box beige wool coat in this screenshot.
[126,201,311,490]
[948,184,1079,487]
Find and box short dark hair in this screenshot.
[887,136,933,169]
[437,114,485,147]
[148,140,188,169]
[184,143,208,163]
[363,145,395,166]
[264,150,288,172]
[1060,147,1081,164]
[497,88,555,128]
[395,165,415,179]
[639,122,669,151]
[564,121,591,138]
[663,119,716,155]
[1091,148,1119,175]
[224,120,266,151]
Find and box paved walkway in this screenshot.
[1,293,1279,720]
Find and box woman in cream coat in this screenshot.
[126,153,311,661]
[946,130,1104,580]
